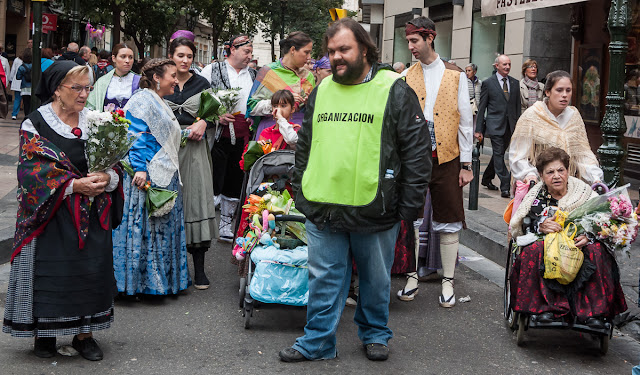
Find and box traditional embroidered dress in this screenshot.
[508,177,627,320]
[86,70,140,111]
[247,59,315,139]
[509,101,603,183]
[3,104,124,338]
[164,73,218,248]
[112,89,190,295]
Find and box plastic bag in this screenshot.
[543,212,583,285]
[249,245,308,306]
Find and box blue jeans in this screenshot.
[292,220,400,360]
[11,91,21,117]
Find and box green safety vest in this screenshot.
[301,69,400,206]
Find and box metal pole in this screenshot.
[598,0,631,187]
[31,1,43,111]
[468,141,481,210]
[70,0,81,43]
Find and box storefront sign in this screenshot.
[7,0,26,17]
[481,0,588,17]
[30,13,58,34]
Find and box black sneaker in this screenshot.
[279,347,309,362]
[33,337,56,358]
[364,343,389,361]
[72,335,104,361]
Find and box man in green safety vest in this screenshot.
[279,18,431,363]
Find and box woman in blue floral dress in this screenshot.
[112,59,191,296]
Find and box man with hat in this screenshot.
[398,16,474,308]
[199,35,256,241]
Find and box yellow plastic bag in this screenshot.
[543,211,584,285]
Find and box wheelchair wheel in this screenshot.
[504,241,516,330]
[599,334,609,355]
[516,314,527,346]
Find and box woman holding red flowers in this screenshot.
[3,61,124,361]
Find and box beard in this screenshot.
[331,54,366,85]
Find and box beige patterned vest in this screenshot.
[405,62,461,164]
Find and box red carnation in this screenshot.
[115,109,125,117]
[71,127,83,138]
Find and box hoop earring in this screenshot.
[58,96,65,110]
[156,81,160,91]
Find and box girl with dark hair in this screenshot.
[247,31,315,141]
[256,89,300,150]
[164,37,218,289]
[87,43,139,110]
[112,59,192,297]
[509,70,603,186]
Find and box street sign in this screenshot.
[29,13,57,33]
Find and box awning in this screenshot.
[481,0,588,17]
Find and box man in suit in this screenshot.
[475,54,521,198]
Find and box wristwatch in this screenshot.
[461,164,472,171]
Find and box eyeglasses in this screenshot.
[526,65,537,69]
[61,84,94,94]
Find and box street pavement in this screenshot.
[0,109,639,373]
[0,242,639,374]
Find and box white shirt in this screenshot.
[0,56,9,83]
[21,104,119,195]
[401,56,474,163]
[200,61,253,115]
[106,72,135,105]
[508,105,604,183]
[495,72,510,93]
[9,57,22,91]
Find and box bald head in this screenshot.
[67,42,79,53]
[494,54,511,76]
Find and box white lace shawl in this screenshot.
[124,89,181,187]
[509,176,598,238]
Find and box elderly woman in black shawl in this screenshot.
[2,61,124,361]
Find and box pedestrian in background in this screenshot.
[279,18,430,363]
[16,48,33,117]
[312,55,331,84]
[393,61,405,73]
[93,50,114,81]
[112,58,190,297]
[624,69,640,115]
[3,61,124,361]
[475,54,521,198]
[86,43,139,111]
[520,59,544,114]
[465,63,482,129]
[164,37,218,290]
[40,48,55,72]
[0,43,8,80]
[8,50,23,120]
[60,42,86,66]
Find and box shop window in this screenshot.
[470,11,505,81]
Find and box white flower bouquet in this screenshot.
[85,109,138,172]
[215,87,242,145]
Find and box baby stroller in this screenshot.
[503,182,617,355]
[232,150,308,329]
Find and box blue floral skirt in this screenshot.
[112,171,191,295]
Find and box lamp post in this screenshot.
[185,6,197,32]
[70,0,81,42]
[31,0,44,110]
[598,0,631,187]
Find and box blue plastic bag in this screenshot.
[249,245,308,306]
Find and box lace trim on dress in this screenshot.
[124,89,181,188]
[21,104,90,140]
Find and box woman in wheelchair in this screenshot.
[508,148,627,329]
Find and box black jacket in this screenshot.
[475,73,521,136]
[60,51,86,66]
[293,63,432,232]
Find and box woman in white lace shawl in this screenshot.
[509,70,603,185]
[112,59,191,297]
